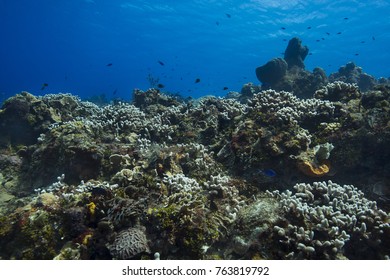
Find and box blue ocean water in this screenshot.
[1,0,389,102]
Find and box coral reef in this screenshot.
[314,81,361,102]
[254,38,389,99]
[0,67,389,259]
[329,62,377,91]
[227,181,390,260]
[270,181,390,259]
[254,38,328,98]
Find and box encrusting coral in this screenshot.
[297,160,330,177]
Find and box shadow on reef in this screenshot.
[0,39,390,259]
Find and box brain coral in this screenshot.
[108,227,150,259]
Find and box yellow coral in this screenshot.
[82,233,93,246]
[87,202,96,216]
[297,160,330,177]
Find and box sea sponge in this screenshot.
[87,202,96,216]
[297,160,330,177]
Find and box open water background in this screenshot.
[1,0,389,101]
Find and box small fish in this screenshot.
[226,13,231,18]
[223,87,228,90]
[158,60,165,66]
[344,17,349,20]
[41,83,48,90]
[307,26,311,29]
[321,38,325,40]
[283,39,287,41]
[337,32,342,34]
[316,39,320,42]
[281,27,286,30]
[112,89,118,95]
[308,52,313,55]
[89,186,108,196]
[257,169,277,177]
[106,63,113,66]
[326,32,330,35]
[372,36,375,40]
[195,78,200,83]
[216,21,220,26]
[361,41,365,43]
[157,83,165,88]
[355,53,359,56]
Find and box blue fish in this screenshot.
[257,169,277,177]
[41,83,48,90]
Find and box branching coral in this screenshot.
[314,81,361,102]
[269,181,390,259]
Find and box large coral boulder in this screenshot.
[254,38,326,98]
